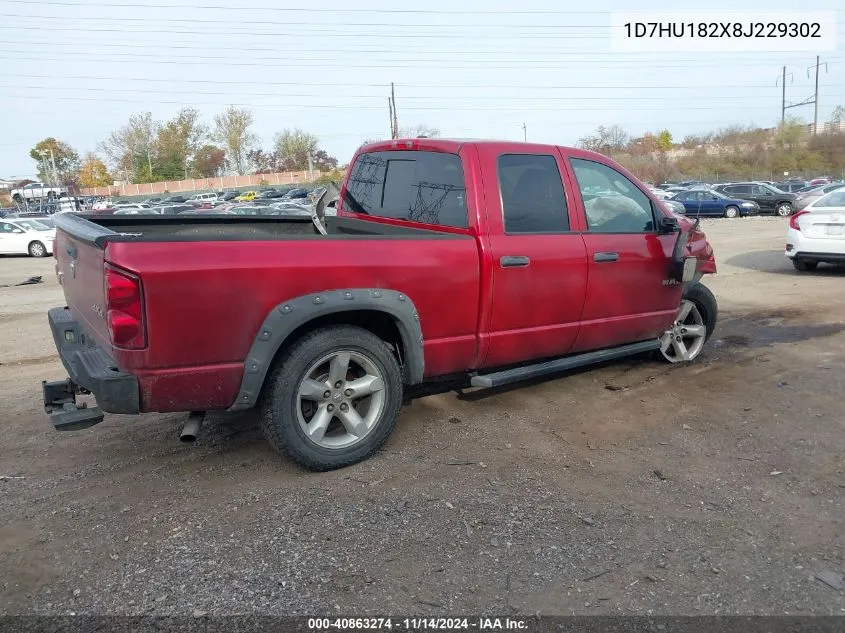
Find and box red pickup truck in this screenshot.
[42,139,717,471]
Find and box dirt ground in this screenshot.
[0,217,843,616]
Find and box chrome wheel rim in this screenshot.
[776,203,791,217]
[295,349,386,450]
[660,300,706,363]
[725,207,738,218]
[30,242,45,257]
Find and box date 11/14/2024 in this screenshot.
[307,617,529,631]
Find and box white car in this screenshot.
[188,192,218,203]
[0,218,56,257]
[785,188,845,271]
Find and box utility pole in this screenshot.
[307,152,314,180]
[812,55,820,134]
[776,66,793,130]
[388,97,395,139]
[390,82,399,139]
[781,66,786,129]
[522,123,527,142]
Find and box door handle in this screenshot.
[500,255,530,268]
[593,252,619,263]
[66,244,77,259]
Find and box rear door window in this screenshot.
[344,150,468,228]
[497,154,569,233]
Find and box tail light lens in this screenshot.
[105,266,146,349]
[789,210,809,231]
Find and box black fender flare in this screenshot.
[228,288,424,412]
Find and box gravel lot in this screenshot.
[0,217,843,616]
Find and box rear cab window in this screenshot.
[343,150,468,229]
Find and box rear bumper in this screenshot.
[44,306,140,422]
[785,228,845,261]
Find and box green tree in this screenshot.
[656,129,673,151]
[29,137,80,185]
[192,145,226,178]
[77,153,112,187]
[274,129,319,171]
[156,108,207,179]
[213,106,257,175]
[830,105,845,124]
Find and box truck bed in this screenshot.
[66,214,464,245]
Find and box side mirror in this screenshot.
[658,215,679,234]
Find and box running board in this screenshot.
[469,340,661,389]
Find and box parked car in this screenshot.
[10,182,68,204]
[281,187,311,201]
[809,177,831,187]
[256,189,287,200]
[143,197,163,205]
[670,189,760,218]
[235,191,258,202]
[712,182,795,216]
[660,199,687,216]
[785,187,845,271]
[41,139,718,471]
[774,181,808,193]
[157,204,196,215]
[793,182,845,210]
[188,192,219,204]
[216,191,240,201]
[0,217,55,256]
[160,195,187,204]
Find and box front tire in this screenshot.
[792,259,818,271]
[659,282,717,364]
[259,325,403,471]
[28,241,47,257]
[776,202,793,217]
[724,205,739,219]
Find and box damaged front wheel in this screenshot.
[659,282,717,363]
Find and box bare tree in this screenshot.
[100,112,158,182]
[398,124,440,138]
[213,106,257,175]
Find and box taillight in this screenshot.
[105,266,146,349]
[789,210,809,231]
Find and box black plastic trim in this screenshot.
[470,339,660,388]
[792,252,845,263]
[46,306,140,414]
[228,289,425,412]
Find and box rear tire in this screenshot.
[792,260,818,271]
[28,241,47,257]
[724,205,739,219]
[259,325,403,471]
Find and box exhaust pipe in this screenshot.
[180,411,206,443]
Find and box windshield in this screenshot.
[14,219,51,231]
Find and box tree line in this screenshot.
[578,106,845,182]
[26,106,342,189]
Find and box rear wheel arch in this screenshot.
[229,289,424,412]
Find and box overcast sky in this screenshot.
[1,0,843,178]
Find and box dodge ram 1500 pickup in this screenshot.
[42,139,717,471]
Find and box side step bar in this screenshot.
[470,340,661,389]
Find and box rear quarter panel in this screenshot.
[105,236,480,411]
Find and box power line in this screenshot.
[0,73,802,91]
[6,50,839,71]
[0,91,824,111]
[5,82,842,103]
[0,12,610,28]
[3,0,609,14]
[2,38,837,64]
[0,23,603,39]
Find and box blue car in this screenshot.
[670,189,760,218]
